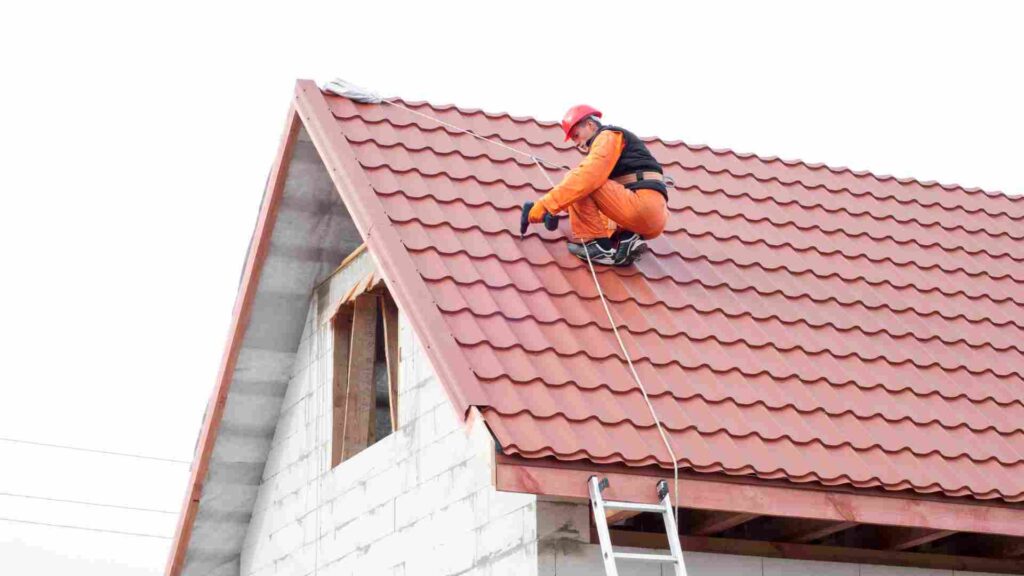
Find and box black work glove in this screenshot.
[520,202,534,237]
[520,201,561,238]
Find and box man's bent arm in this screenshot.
[538,130,623,214]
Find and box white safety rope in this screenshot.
[381,98,571,171]
[527,157,681,527]
[326,83,683,527]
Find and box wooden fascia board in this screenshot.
[609,531,1024,575]
[495,459,1024,538]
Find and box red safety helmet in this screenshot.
[560,104,602,142]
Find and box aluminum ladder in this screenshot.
[589,476,688,576]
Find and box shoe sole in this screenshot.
[631,242,648,262]
[615,240,648,266]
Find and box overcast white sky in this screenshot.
[1,1,1021,574]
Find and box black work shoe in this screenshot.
[567,241,617,266]
[613,231,648,266]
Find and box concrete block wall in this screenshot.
[238,296,539,576]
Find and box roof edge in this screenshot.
[293,79,487,415]
[495,456,1024,538]
[165,104,302,576]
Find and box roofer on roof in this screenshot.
[520,105,669,266]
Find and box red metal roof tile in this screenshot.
[325,91,1024,503]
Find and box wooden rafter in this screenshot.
[997,539,1024,558]
[689,511,760,536]
[880,527,958,551]
[604,510,641,527]
[759,517,859,544]
[783,521,859,544]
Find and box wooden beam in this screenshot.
[690,511,760,536]
[341,294,378,460]
[315,247,376,326]
[880,527,957,551]
[605,510,642,526]
[760,517,859,543]
[959,535,1024,559]
[380,292,400,431]
[338,243,367,269]
[608,531,1024,575]
[330,306,354,467]
[784,520,859,544]
[997,539,1024,558]
[495,459,1024,538]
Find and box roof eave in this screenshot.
[495,454,1024,538]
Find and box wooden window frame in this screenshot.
[331,290,400,467]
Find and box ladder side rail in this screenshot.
[589,476,620,576]
[658,480,688,576]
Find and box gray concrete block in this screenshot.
[678,551,762,576]
[537,501,589,544]
[861,565,951,576]
[763,557,860,576]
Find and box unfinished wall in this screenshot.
[238,290,539,576]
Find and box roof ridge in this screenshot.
[385,97,1023,204]
[393,97,562,127]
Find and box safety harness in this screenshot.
[587,124,669,197]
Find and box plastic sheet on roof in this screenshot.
[323,78,383,104]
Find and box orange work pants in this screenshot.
[566,181,668,241]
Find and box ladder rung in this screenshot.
[602,500,665,513]
[613,552,677,563]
